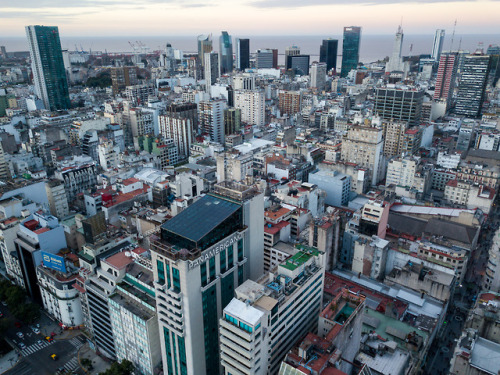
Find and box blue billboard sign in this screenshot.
[41,251,66,273]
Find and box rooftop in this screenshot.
[470,337,500,374]
[280,245,320,271]
[225,298,264,326]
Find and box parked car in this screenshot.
[19,342,26,350]
[16,332,24,339]
[32,327,40,334]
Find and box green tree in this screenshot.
[5,285,25,308]
[81,358,93,371]
[99,359,134,375]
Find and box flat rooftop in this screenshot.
[161,194,240,243]
[280,246,320,271]
[470,337,500,374]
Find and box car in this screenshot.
[32,327,40,334]
[45,336,53,342]
[19,342,26,350]
[50,353,58,361]
[36,339,43,346]
[16,332,24,339]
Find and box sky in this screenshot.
[1,0,499,36]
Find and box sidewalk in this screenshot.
[78,343,111,375]
[0,350,19,374]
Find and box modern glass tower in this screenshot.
[341,26,361,77]
[219,31,233,74]
[25,25,70,110]
[431,29,446,62]
[319,39,338,72]
[236,38,250,71]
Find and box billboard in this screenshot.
[41,251,66,273]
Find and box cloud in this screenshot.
[249,0,496,8]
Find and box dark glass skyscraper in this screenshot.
[236,38,250,71]
[219,31,233,74]
[341,26,362,78]
[26,25,70,110]
[319,39,338,72]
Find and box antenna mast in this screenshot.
[450,19,457,52]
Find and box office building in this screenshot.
[166,102,198,134]
[286,55,310,75]
[285,45,301,70]
[386,26,404,72]
[109,261,162,375]
[219,31,233,74]
[219,245,325,375]
[224,108,241,135]
[455,53,491,118]
[197,34,212,67]
[151,181,264,375]
[236,38,250,71]
[319,38,338,72]
[341,126,384,186]
[310,62,327,90]
[158,115,193,159]
[434,52,458,109]
[232,74,255,90]
[341,26,361,77]
[256,49,278,69]
[25,25,70,110]
[234,90,265,126]
[204,52,219,93]
[198,99,227,144]
[14,212,67,303]
[431,29,446,62]
[374,87,424,125]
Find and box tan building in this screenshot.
[278,90,302,116]
[382,120,407,157]
[45,179,69,219]
[341,125,384,186]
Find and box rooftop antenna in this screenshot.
[450,19,457,52]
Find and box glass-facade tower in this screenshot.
[26,25,70,110]
[319,39,338,72]
[236,38,250,71]
[341,26,362,78]
[219,31,233,74]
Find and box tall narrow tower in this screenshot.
[431,29,446,62]
[219,31,233,74]
[341,26,361,77]
[386,26,404,73]
[26,25,70,110]
[235,38,250,71]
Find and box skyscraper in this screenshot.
[434,52,458,109]
[286,55,310,75]
[431,29,446,62]
[374,86,424,125]
[310,62,327,89]
[386,26,404,73]
[204,51,219,93]
[256,49,278,69]
[320,38,338,72]
[151,181,263,375]
[236,38,250,71]
[219,31,233,74]
[341,26,361,77]
[25,25,70,110]
[197,34,212,67]
[455,52,491,118]
[285,45,300,70]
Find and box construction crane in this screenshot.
[136,40,150,54]
[128,41,140,54]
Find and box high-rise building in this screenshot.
[234,90,265,126]
[224,108,241,135]
[219,31,233,74]
[382,120,408,157]
[219,245,325,375]
[455,52,491,118]
[204,52,219,93]
[110,67,138,95]
[278,90,302,116]
[158,115,193,159]
[25,25,70,110]
[374,86,424,125]
[431,29,446,62]
[285,45,300,70]
[256,49,278,69]
[166,102,198,134]
[286,55,310,75]
[341,126,384,186]
[197,34,212,67]
[198,99,227,144]
[434,52,458,108]
[310,62,327,89]
[386,26,404,72]
[341,26,361,77]
[236,38,250,71]
[151,181,264,375]
[320,38,338,72]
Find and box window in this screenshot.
[157,260,165,285]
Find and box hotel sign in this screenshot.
[188,232,243,270]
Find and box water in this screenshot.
[2,34,498,64]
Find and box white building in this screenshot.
[45,180,69,219]
[386,26,404,72]
[158,116,193,159]
[232,74,255,90]
[437,151,461,169]
[234,90,265,126]
[484,227,500,293]
[310,62,327,90]
[309,170,351,207]
[219,245,325,375]
[98,140,119,172]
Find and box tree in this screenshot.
[99,359,134,375]
[5,285,25,308]
[81,358,93,371]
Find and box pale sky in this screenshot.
[1,0,499,36]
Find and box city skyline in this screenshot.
[1,0,500,36]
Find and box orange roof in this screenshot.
[264,221,290,235]
[34,227,51,234]
[104,251,135,269]
[265,207,291,220]
[122,177,140,186]
[103,186,150,208]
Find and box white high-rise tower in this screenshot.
[386,26,404,72]
[432,29,446,62]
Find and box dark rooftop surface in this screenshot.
[161,194,240,243]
